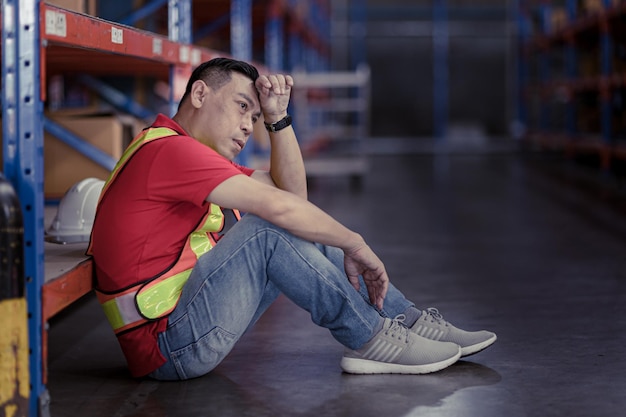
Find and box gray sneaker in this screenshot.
[409,308,497,357]
[340,316,461,375]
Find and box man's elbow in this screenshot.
[255,189,303,223]
[269,175,308,200]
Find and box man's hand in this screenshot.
[255,74,294,123]
[344,244,389,310]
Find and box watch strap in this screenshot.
[264,114,292,132]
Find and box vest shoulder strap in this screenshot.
[104,126,179,192]
[86,126,179,256]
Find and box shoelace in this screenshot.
[425,308,449,327]
[384,314,411,343]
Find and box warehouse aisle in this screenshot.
[47,152,626,417]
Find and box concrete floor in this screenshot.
[47,151,626,417]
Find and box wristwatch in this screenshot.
[264,114,292,132]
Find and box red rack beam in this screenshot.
[41,4,221,65]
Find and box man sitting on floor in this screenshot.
[89,57,496,380]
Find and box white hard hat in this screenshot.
[46,177,105,244]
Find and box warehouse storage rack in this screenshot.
[516,0,626,171]
[1,1,329,416]
[292,64,371,187]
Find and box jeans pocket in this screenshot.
[170,326,237,380]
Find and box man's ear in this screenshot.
[190,80,208,108]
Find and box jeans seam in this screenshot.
[182,227,275,312]
[267,229,378,340]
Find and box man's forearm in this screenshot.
[281,212,362,252]
[268,124,308,199]
[209,174,362,252]
[266,189,364,252]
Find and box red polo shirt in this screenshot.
[90,114,253,377]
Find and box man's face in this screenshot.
[196,72,261,160]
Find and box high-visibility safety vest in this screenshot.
[87,126,240,335]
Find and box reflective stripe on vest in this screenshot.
[88,126,240,334]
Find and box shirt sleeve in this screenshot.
[146,136,253,206]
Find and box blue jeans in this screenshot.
[149,214,413,380]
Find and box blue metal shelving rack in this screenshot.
[1,2,191,415]
[2,1,47,414]
[514,0,530,139]
[433,0,449,141]
[517,0,626,170]
[265,2,285,71]
[1,2,329,416]
[599,0,613,149]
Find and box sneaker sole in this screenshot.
[460,334,497,357]
[340,348,461,375]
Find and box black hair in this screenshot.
[178,57,260,110]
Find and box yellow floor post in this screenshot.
[1,174,29,417]
[0,298,30,417]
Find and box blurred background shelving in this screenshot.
[517,0,626,172]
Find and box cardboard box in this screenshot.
[550,8,568,32]
[579,0,622,14]
[44,113,123,198]
[1,112,145,198]
[45,0,97,15]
